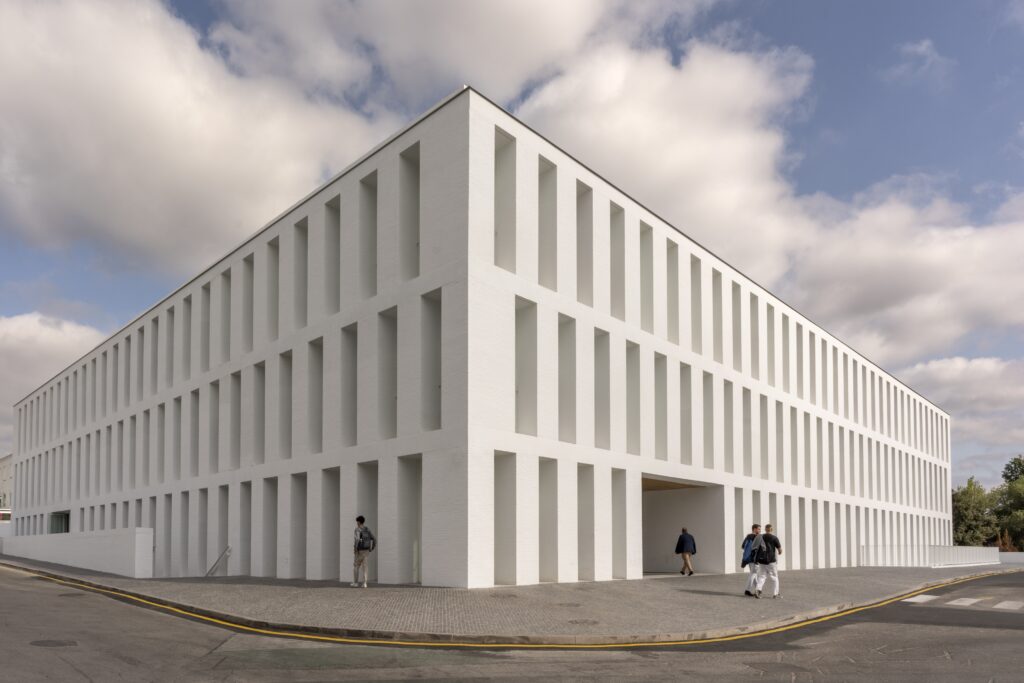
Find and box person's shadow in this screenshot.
[675,588,745,598]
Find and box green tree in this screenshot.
[951,477,998,546]
[1002,454,1024,485]
[993,476,1024,550]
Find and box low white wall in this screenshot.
[3,528,153,578]
[928,545,1000,567]
[999,552,1024,565]
[859,545,1000,567]
[0,522,11,538]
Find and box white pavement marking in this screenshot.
[992,601,1024,610]
[946,598,982,606]
[902,595,939,603]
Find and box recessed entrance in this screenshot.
[641,476,726,575]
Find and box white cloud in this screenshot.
[0,0,398,277]
[1,0,1022,486]
[0,313,107,454]
[881,39,956,91]
[1006,0,1024,30]
[209,0,715,110]
[898,357,1024,486]
[517,39,817,285]
[785,183,1024,366]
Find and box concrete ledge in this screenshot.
[2,528,153,578]
[1,558,1019,646]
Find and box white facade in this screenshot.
[9,88,952,587]
[0,453,11,509]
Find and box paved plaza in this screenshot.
[0,554,1016,644]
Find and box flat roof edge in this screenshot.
[13,86,471,408]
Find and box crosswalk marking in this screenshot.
[993,601,1024,610]
[946,598,982,606]
[902,595,938,603]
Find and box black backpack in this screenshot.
[357,527,376,552]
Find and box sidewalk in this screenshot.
[0,554,1016,645]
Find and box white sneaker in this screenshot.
[349,582,359,587]
[361,583,368,588]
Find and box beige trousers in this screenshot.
[353,549,370,584]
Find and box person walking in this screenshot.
[754,523,783,599]
[675,527,697,575]
[351,515,376,588]
[740,524,761,596]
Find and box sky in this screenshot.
[1,0,1023,487]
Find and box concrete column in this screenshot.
[592,187,611,317]
[591,463,612,581]
[227,481,243,576]
[305,468,324,580]
[398,299,422,440]
[556,457,579,583]
[535,308,558,441]
[516,452,540,585]
[720,483,737,573]
[666,355,681,463]
[639,347,654,459]
[275,477,293,579]
[169,492,185,577]
[465,447,494,588]
[516,140,539,286]
[155,493,169,577]
[376,455,399,584]
[624,469,644,579]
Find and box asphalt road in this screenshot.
[1,564,1021,682]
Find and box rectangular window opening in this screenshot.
[400,142,421,280]
[494,128,516,272]
[577,181,594,306]
[538,156,557,290]
[324,197,341,314]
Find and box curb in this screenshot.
[1,559,1019,648]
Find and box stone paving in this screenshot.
[0,554,1017,644]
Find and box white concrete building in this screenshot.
[9,88,952,586]
[0,453,11,510]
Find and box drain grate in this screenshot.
[30,640,77,648]
[58,593,85,598]
[568,619,599,625]
[555,602,582,608]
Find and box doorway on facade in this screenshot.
[641,476,726,576]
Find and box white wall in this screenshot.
[9,88,955,588]
[463,89,952,586]
[4,527,154,578]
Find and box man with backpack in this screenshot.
[740,523,761,597]
[754,523,783,599]
[351,515,376,588]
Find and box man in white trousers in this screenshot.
[754,523,783,599]
[740,524,761,597]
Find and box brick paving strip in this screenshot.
[1,555,1019,646]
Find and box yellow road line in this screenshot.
[2,564,1015,650]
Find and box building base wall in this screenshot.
[4,527,153,578]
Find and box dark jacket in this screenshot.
[675,532,697,555]
[756,533,782,564]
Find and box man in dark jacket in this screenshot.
[675,527,697,575]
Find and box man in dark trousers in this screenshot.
[754,523,783,599]
[675,527,697,575]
